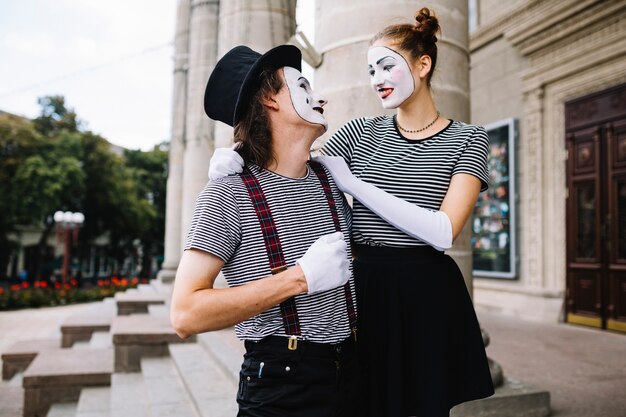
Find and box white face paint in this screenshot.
[367,46,415,109]
[283,66,328,130]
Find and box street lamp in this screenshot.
[54,211,85,285]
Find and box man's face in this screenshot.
[367,46,415,109]
[283,66,328,130]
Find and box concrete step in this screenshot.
[169,343,238,417]
[147,304,170,317]
[149,280,172,296]
[60,314,112,348]
[22,348,113,417]
[83,298,117,316]
[2,338,60,380]
[46,402,77,417]
[75,386,110,417]
[110,373,148,417]
[114,293,166,316]
[137,284,157,294]
[111,315,195,372]
[197,328,245,385]
[141,356,198,417]
[0,383,23,417]
[89,331,112,348]
[451,377,550,417]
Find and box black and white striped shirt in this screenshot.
[185,163,355,343]
[323,115,489,248]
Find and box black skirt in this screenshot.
[353,244,494,417]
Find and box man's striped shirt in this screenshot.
[185,163,355,343]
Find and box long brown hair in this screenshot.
[370,8,441,87]
[233,66,283,169]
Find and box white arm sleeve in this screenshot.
[314,155,453,250]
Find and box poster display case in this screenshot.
[472,118,518,279]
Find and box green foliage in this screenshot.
[0,96,168,279]
[32,95,80,136]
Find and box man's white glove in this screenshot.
[208,144,244,180]
[314,155,453,250]
[296,231,350,294]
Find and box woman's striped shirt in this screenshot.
[184,163,355,343]
[322,115,489,248]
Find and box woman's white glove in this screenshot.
[208,144,244,180]
[296,232,350,294]
[314,155,453,250]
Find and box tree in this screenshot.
[0,108,85,280]
[32,96,80,137]
[0,96,168,282]
[123,143,168,277]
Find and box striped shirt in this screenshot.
[184,163,355,343]
[323,115,489,248]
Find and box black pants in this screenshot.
[237,336,359,417]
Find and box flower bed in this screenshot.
[0,277,144,310]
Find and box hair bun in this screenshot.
[414,7,440,43]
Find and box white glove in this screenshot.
[314,155,453,250]
[296,231,350,294]
[208,144,244,180]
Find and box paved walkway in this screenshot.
[1,303,624,417]
[477,310,626,417]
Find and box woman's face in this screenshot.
[367,44,415,109]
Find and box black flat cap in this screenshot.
[204,45,302,126]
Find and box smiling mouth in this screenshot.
[313,107,324,115]
[378,88,393,99]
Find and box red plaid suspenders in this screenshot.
[239,161,357,349]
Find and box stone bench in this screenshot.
[60,314,112,348]
[114,293,166,315]
[22,347,113,417]
[111,315,195,372]
[1,338,59,380]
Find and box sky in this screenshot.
[0,1,314,151]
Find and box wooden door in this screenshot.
[565,84,626,333]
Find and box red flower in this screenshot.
[40,281,48,288]
[0,287,4,295]
[34,281,40,288]
[21,282,29,288]
[59,290,66,297]
[70,279,77,286]
[97,280,103,287]
[54,282,62,289]
[64,283,71,290]
[121,278,128,287]
[131,277,139,285]
[11,284,21,291]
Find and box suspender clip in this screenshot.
[288,335,298,351]
[270,265,288,275]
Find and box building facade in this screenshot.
[161,0,626,333]
[469,0,626,332]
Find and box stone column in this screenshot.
[213,0,297,148]
[520,86,545,290]
[315,0,474,291]
[159,0,191,283]
[180,0,220,249]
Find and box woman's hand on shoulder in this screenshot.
[208,143,244,180]
[313,155,356,192]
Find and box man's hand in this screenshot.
[296,231,350,294]
[208,144,244,180]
